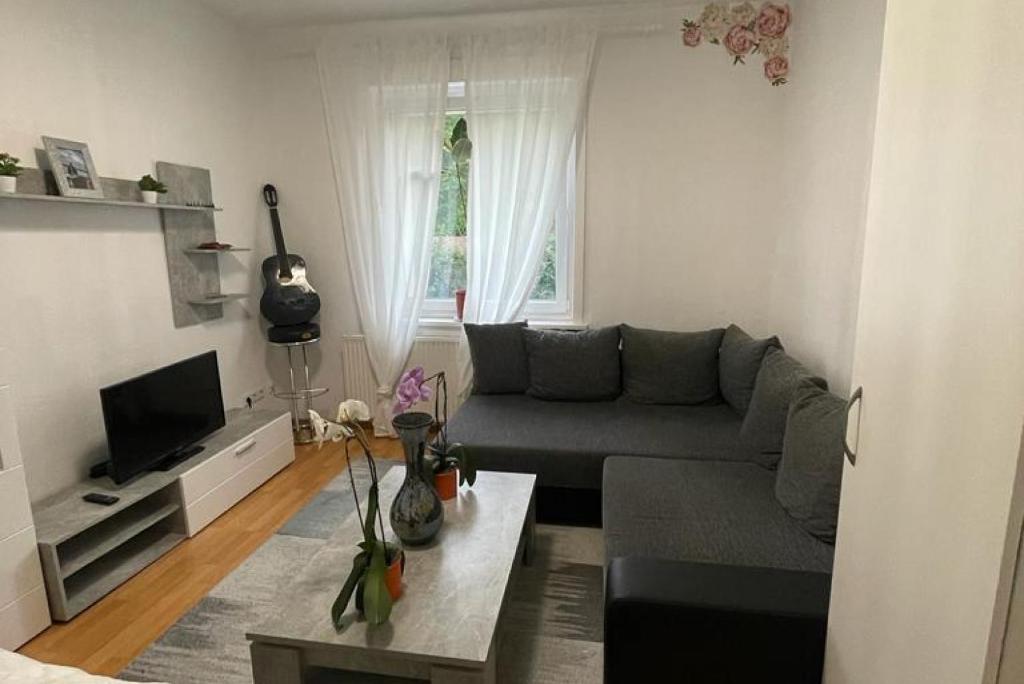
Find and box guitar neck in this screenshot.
[268,207,293,279]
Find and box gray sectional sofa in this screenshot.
[446,322,847,682]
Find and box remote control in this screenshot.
[83,492,119,506]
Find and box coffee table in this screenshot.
[247,467,536,684]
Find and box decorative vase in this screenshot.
[455,289,467,321]
[141,190,158,204]
[433,467,458,501]
[0,176,16,193]
[390,411,444,545]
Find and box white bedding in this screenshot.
[0,650,168,684]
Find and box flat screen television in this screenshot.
[100,351,226,484]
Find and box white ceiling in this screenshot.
[199,0,639,27]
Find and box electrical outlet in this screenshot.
[244,385,272,409]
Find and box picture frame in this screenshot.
[41,136,103,198]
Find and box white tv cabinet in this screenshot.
[0,351,51,649]
[32,409,293,622]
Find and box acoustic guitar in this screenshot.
[259,184,321,327]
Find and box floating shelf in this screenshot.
[184,247,251,254]
[273,387,329,401]
[0,191,221,212]
[188,294,248,305]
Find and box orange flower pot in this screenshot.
[386,550,404,600]
[434,467,458,501]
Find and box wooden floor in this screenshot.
[17,434,404,677]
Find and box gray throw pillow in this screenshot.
[523,326,621,401]
[464,322,529,394]
[740,348,827,464]
[621,325,725,405]
[775,385,847,543]
[719,324,781,416]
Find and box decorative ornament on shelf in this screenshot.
[138,174,168,204]
[682,2,791,86]
[309,400,404,628]
[0,152,24,193]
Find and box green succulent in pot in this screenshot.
[0,153,24,177]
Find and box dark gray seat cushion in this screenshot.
[445,394,757,489]
[621,325,725,405]
[740,348,828,465]
[775,385,847,543]
[523,326,621,401]
[464,321,529,394]
[719,324,781,415]
[603,456,834,573]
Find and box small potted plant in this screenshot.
[394,367,476,500]
[0,153,24,193]
[138,174,167,204]
[309,400,404,627]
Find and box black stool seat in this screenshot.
[267,322,321,344]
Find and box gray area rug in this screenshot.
[121,463,604,683]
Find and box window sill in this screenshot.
[417,318,588,338]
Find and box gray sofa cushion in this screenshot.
[523,326,621,401]
[740,348,827,465]
[445,394,756,489]
[621,325,725,405]
[719,324,781,416]
[775,385,847,543]
[464,321,529,394]
[603,456,834,573]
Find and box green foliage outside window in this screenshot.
[427,114,557,302]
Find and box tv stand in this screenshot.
[153,444,205,471]
[31,409,292,621]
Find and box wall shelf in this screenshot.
[184,247,251,254]
[0,191,221,212]
[188,294,248,305]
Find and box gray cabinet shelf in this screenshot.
[188,293,248,305]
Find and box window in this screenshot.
[423,83,578,322]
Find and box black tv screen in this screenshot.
[101,351,226,484]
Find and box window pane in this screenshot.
[530,229,557,301]
[427,114,468,300]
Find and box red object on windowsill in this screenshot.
[455,289,467,321]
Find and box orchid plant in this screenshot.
[394,367,476,486]
[309,400,398,627]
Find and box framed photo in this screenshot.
[42,136,103,198]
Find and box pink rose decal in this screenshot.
[723,25,756,56]
[682,26,703,47]
[764,54,789,82]
[680,2,792,86]
[756,3,791,38]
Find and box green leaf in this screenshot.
[362,540,393,625]
[450,117,468,145]
[331,551,369,629]
[451,138,472,164]
[362,483,380,544]
[450,444,476,487]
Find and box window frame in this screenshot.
[420,81,583,325]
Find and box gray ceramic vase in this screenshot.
[390,411,444,545]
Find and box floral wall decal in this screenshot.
[682,2,792,86]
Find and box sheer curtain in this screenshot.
[318,34,450,434]
[458,25,597,394]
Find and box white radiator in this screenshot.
[340,336,463,416]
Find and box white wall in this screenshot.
[767,0,886,392]
[583,22,787,336]
[0,0,276,502]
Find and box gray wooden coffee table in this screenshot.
[247,467,536,683]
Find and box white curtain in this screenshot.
[318,34,450,434]
[458,25,597,394]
